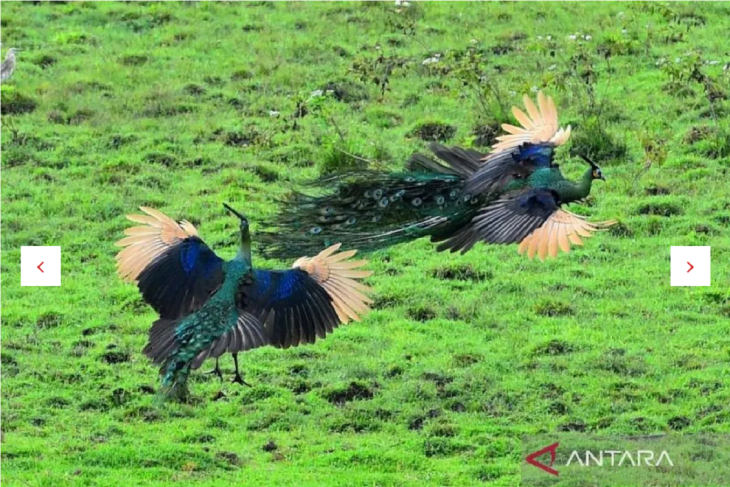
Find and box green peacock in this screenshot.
[259,91,616,261]
[115,204,372,400]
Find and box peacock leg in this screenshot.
[205,358,223,382]
[231,353,251,387]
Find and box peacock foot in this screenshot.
[232,372,252,387]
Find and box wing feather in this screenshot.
[523,94,541,123]
[115,207,224,320]
[489,91,571,155]
[116,207,201,282]
[512,107,535,130]
[292,244,373,323]
[518,209,616,260]
[246,244,372,349]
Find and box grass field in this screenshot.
[2,2,730,486]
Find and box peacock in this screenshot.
[115,204,373,400]
[259,91,615,261]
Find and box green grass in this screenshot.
[2,2,730,486]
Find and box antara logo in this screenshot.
[526,442,560,476]
[526,443,674,476]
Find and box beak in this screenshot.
[600,174,606,181]
[223,203,245,220]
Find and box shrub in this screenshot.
[569,116,628,163]
[1,86,37,115]
[409,120,456,142]
[119,54,148,66]
[320,80,369,103]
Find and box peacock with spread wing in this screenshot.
[259,91,615,261]
[116,204,372,400]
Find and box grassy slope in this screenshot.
[2,2,729,486]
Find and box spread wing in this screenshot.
[205,244,372,355]
[255,243,373,348]
[518,209,616,260]
[492,91,571,154]
[434,189,559,254]
[434,189,616,259]
[115,207,225,319]
[289,244,372,324]
[465,91,572,195]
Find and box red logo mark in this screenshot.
[687,262,694,273]
[37,262,44,273]
[526,442,560,476]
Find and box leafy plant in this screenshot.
[350,48,410,98]
[660,51,729,157]
[445,42,509,125]
[1,86,37,115]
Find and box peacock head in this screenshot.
[580,155,605,181]
[223,203,249,231]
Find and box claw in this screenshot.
[205,358,223,382]
[231,353,252,387]
[232,373,252,387]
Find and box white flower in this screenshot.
[584,35,592,41]
[509,90,517,96]
[568,35,577,40]
[530,85,538,93]
[310,89,324,98]
[675,57,682,63]
[537,35,543,40]
[546,35,552,41]
[622,29,628,34]
[395,0,410,7]
[470,39,478,45]
[548,64,557,71]
[268,110,280,117]
[707,60,719,65]
[617,11,625,18]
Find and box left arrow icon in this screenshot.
[37,262,44,273]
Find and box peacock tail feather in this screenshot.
[258,145,490,260]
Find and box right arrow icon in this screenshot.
[671,247,710,287]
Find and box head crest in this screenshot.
[579,154,599,169]
[223,203,247,222]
